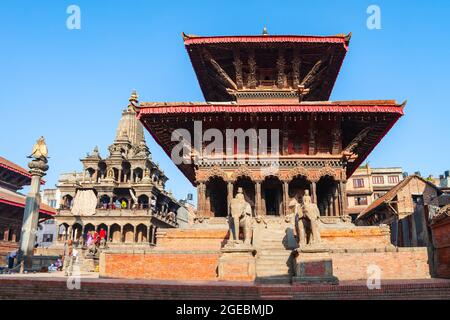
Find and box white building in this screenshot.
[36,189,60,247]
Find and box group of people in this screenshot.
[84,228,107,248]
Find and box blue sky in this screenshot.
[0,0,449,201]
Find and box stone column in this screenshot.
[282,181,289,216]
[311,181,318,204]
[227,182,233,216]
[18,155,49,272]
[255,181,262,216]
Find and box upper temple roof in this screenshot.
[182,32,351,103]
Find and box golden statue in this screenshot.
[28,136,48,160]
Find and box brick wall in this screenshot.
[320,226,391,250]
[101,251,221,281]
[431,216,450,278]
[330,248,430,280]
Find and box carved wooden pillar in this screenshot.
[276,49,285,89]
[333,186,340,216]
[248,49,257,89]
[292,50,301,88]
[282,181,289,216]
[227,181,233,216]
[331,117,342,155]
[233,49,243,89]
[282,130,289,155]
[327,195,333,217]
[308,118,316,155]
[339,181,347,216]
[311,181,318,204]
[197,182,205,216]
[255,181,262,216]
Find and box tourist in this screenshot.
[99,228,106,241]
[121,199,127,209]
[6,250,17,269]
[63,239,73,276]
[86,231,93,247]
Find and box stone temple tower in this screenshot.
[53,91,180,252]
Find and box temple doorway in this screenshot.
[262,177,283,215]
[206,177,227,217]
[317,176,337,216]
[288,176,311,199]
[234,176,255,213]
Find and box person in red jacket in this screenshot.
[99,228,107,247]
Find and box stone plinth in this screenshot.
[293,247,338,285]
[218,243,256,281]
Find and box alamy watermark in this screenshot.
[171,121,280,174]
[367,5,382,30]
[66,5,81,30]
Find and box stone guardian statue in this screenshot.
[228,187,253,245]
[301,190,321,245]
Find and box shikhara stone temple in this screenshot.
[42,95,181,265]
[43,31,435,283]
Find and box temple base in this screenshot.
[218,244,256,281]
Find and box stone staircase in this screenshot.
[255,223,298,284]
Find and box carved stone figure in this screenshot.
[228,187,252,245]
[301,190,321,245]
[295,190,321,246]
[290,192,306,246]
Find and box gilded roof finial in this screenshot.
[128,89,139,111]
[262,26,268,35]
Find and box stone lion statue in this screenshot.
[228,187,253,245]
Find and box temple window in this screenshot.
[138,195,149,209]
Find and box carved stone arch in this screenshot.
[204,165,228,182]
[232,165,258,181]
[317,166,338,180]
[287,166,309,181]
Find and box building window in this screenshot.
[353,178,365,189]
[372,176,384,185]
[388,175,400,184]
[43,234,53,242]
[373,193,384,200]
[355,196,368,206]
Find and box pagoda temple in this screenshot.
[136,32,405,219]
[99,31,433,284]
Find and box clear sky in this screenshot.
[1,0,449,202]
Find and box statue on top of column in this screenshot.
[228,187,253,245]
[294,189,322,247]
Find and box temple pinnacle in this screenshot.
[262,26,268,35]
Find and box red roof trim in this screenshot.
[347,113,403,178]
[139,104,404,116]
[184,35,349,50]
[0,198,56,216]
[0,158,46,185]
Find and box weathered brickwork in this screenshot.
[431,216,450,278]
[1,277,450,300]
[330,249,430,280]
[102,252,221,281]
[101,226,431,282]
